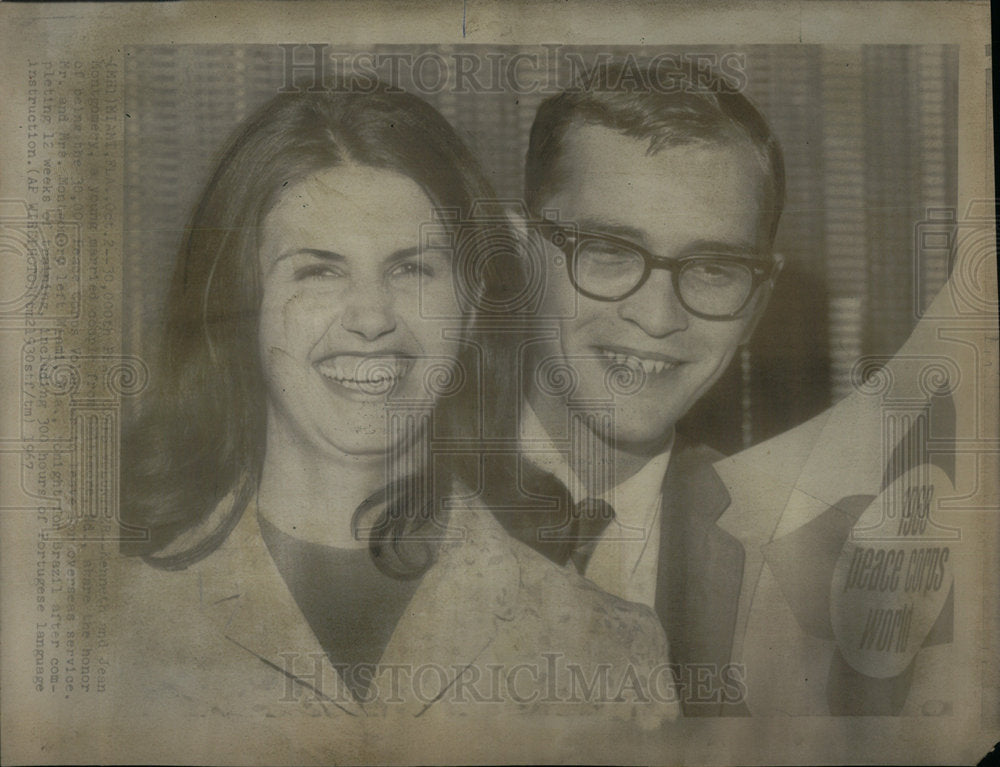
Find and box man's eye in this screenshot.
[293,264,343,280]
[695,263,729,276]
[580,243,637,263]
[684,260,748,284]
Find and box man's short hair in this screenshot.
[525,60,786,246]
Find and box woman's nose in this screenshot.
[340,283,397,341]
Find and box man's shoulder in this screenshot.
[663,434,732,519]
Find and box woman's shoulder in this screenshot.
[511,525,667,655]
[434,501,677,725]
[442,500,670,663]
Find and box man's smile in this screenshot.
[595,346,684,376]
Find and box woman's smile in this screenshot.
[315,353,414,396]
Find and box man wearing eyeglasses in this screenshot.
[495,58,962,726]
[501,61,784,716]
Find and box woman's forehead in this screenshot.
[259,165,435,263]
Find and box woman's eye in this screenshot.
[293,263,342,281]
[390,260,432,279]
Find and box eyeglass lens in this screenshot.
[573,237,755,317]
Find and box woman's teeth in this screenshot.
[317,355,409,393]
[600,350,674,375]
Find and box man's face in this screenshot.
[536,124,776,451]
[258,165,461,458]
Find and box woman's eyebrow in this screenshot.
[284,247,422,264]
[382,245,422,266]
[271,247,346,264]
[268,246,426,274]
[266,247,345,275]
[291,248,346,262]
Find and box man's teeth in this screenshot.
[600,350,674,375]
[317,355,409,392]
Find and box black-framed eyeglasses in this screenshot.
[535,221,780,320]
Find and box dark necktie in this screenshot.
[489,457,616,575]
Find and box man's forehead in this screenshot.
[557,122,761,184]
[543,123,769,249]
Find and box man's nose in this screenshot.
[616,269,689,337]
[340,282,397,341]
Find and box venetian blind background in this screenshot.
[123,44,958,454]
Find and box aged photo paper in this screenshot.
[1,1,996,764]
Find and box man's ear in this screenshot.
[739,251,785,345]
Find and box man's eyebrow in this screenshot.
[680,239,764,258]
[573,217,762,258]
[574,216,649,244]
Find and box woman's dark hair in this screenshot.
[121,83,523,572]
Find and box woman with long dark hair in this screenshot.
[117,83,674,733]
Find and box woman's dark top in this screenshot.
[258,513,421,702]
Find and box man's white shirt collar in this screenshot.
[519,400,673,608]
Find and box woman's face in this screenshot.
[257,164,462,458]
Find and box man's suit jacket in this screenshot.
[653,436,748,716]
[500,430,956,719]
[112,494,677,762]
[663,425,956,718]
